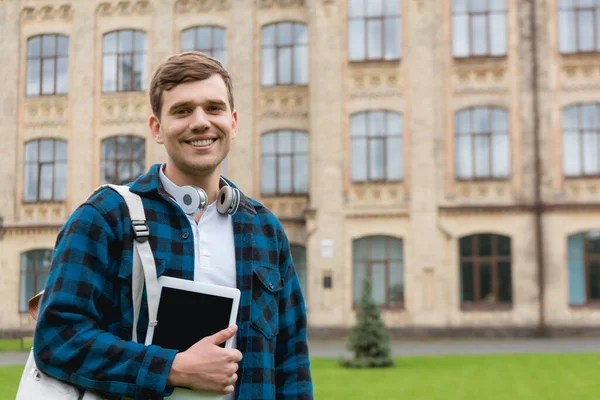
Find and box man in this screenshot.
[33,51,313,400]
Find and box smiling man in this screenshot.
[32,52,314,400]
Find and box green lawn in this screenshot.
[0,338,31,352]
[2,353,599,399]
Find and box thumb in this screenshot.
[209,325,237,345]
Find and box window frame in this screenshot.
[23,138,68,203]
[260,130,309,196]
[352,235,404,309]
[452,0,508,59]
[290,243,308,298]
[562,104,600,178]
[558,1,600,54]
[584,234,600,303]
[100,135,146,185]
[102,29,148,93]
[26,34,69,96]
[260,22,308,86]
[180,25,228,67]
[459,234,513,310]
[20,249,52,313]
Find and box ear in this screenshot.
[230,110,238,140]
[149,114,164,144]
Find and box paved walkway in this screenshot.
[2,338,600,366]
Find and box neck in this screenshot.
[162,163,221,204]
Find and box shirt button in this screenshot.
[269,282,274,289]
[182,232,190,239]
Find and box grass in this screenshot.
[0,338,31,352]
[2,353,599,399]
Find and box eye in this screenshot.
[175,108,190,115]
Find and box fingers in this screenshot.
[208,325,237,346]
[226,349,243,363]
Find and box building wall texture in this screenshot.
[0,0,599,338]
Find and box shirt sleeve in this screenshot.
[274,230,314,399]
[33,203,178,400]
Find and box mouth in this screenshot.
[186,138,217,148]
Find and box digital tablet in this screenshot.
[145,276,241,400]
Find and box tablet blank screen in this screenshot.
[152,287,233,352]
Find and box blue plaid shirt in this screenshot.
[33,164,313,400]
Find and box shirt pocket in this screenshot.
[250,264,284,340]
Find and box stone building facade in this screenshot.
[0,0,599,337]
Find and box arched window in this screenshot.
[20,249,52,312]
[568,231,600,305]
[181,26,227,67]
[452,0,507,58]
[26,34,69,96]
[558,0,600,53]
[455,107,510,179]
[459,234,512,307]
[290,244,308,297]
[101,135,145,185]
[353,236,404,307]
[350,111,403,182]
[347,0,401,61]
[261,22,308,85]
[563,104,600,177]
[261,130,308,195]
[102,30,147,92]
[24,139,67,202]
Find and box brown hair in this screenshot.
[149,51,234,119]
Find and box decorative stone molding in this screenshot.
[260,87,309,119]
[564,178,600,201]
[23,98,68,128]
[19,203,66,224]
[454,180,511,202]
[261,196,308,220]
[348,71,403,99]
[452,64,507,95]
[561,57,600,91]
[346,183,406,208]
[257,0,305,8]
[20,4,73,22]
[101,94,148,124]
[96,1,151,17]
[175,0,231,13]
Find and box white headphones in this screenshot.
[160,168,240,216]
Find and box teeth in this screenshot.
[189,139,215,147]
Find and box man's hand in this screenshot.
[167,325,242,394]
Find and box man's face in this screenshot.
[150,74,237,177]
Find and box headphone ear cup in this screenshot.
[216,186,233,215]
[177,186,201,214]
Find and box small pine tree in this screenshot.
[339,279,394,368]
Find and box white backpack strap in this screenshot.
[98,185,160,343]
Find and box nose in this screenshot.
[189,108,210,133]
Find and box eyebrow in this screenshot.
[168,99,228,113]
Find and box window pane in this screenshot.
[41,58,55,95]
[294,132,308,153]
[453,15,470,57]
[103,54,117,92]
[388,262,403,303]
[563,132,581,176]
[348,0,365,17]
[492,133,510,177]
[370,237,385,260]
[498,261,512,303]
[479,262,493,303]
[117,136,132,160]
[453,0,468,12]
[214,28,227,48]
[348,19,366,61]
[369,111,386,137]
[366,0,383,17]
[56,57,69,94]
[54,162,67,201]
[278,156,292,193]
[277,47,292,84]
[478,234,493,256]
[57,36,69,56]
[469,0,487,11]
[387,112,403,135]
[472,15,489,55]
[25,141,38,162]
[353,238,369,260]
[278,131,293,153]
[475,136,491,177]
[369,139,385,180]
[579,11,595,51]
[386,137,403,180]
[55,140,67,161]
[119,30,133,53]
[261,48,276,85]
[384,0,400,14]
[103,33,117,53]
[353,262,367,304]
[101,161,114,184]
[133,138,145,159]
[585,231,600,254]
[590,261,600,300]
[262,133,276,154]
[24,164,38,201]
[119,55,132,91]
[372,262,386,305]
[460,237,473,257]
[498,235,511,257]
[213,50,227,67]
[294,24,308,45]
[278,23,293,46]
[262,25,276,47]
[42,35,56,57]
[367,19,383,59]
[28,36,41,57]
[261,155,276,194]
[39,140,54,162]
[489,0,506,11]
[196,27,212,51]
[492,109,508,131]
[351,113,367,137]
[27,59,41,96]
[294,154,308,193]
[384,18,400,59]
[456,136,473,178]
[39,164,53,201]
[293,45,308,84]
[133,54,146,90]
[351,138,367,181]
[582,132,599,174]
[581,104,599,129]
[559,11,577,52]
[563,106,579,130]
[489,14,507,55]
[117,161,130,185]
[181,29,195,51]
[473,108,491,133]
[456,110,471,134]
[461,262,474,302]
